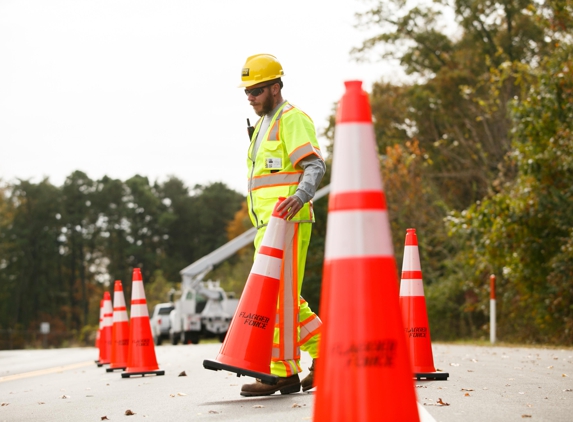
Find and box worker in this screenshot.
[238,54,325,397]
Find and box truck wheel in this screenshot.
[154,335,161,346]
[170,333,179,345]
[189,332,200,345]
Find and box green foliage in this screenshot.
[0,175,243,347]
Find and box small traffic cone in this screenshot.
[98,292,113,366]
[313,81,420,421]
[122,268,164,378]
[107,280,130,372]
[95,299,103,366]
[203,198,287,385]
[400,228,448,381]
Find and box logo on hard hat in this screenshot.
[242,68,249,77]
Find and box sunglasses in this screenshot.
[244,83,275,97]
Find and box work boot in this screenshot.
[240,374,301,397]
[301,359,316,392]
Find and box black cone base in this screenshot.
[121,370,165,378]
[203,359,279,385]
[415,372,449,381]
[106,366,126,372]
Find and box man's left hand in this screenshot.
[276,195,303,220]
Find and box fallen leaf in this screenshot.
[292,403,302,408]
[208,410,219,414]
[461,388,474,392]
[38,402,45,405]
[464,393,470,397]
[1,403,9,406]
[471,359,478,362]
[125,410,135,416]
[253,405,264,408]
[562,374,568,377]
[170,394,175,397]
[101,417,109,421]
[437,398,450,406]
[60,395,69,399]
[178,371,187,377]
[564,389,572,392]
[177,392,187,396]
[548,366,554,369]
[522,415,532,418]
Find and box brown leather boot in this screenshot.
[301,359,316,392]
[240,374,301,397]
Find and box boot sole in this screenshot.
[301,384,315,392]
[240,382,301,397]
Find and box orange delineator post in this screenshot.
[203,198,287,385]
[399,228,448,381]
[122,268,164,378]
[107,280,130,372]
[313,80,420,421]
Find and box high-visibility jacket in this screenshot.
[247,101,323,229]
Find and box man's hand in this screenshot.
[276,195,303,220]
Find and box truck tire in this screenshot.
[189,331,200,345]
[154,335,162,346]
[170,333,179,345]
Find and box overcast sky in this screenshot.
[0,0,407,196]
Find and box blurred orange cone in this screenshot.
[400,228,448,381]
[95,299,103,366]
[313,80,420,421]
[98,292,113,366]
[203,198,287,385]
[122,268,164,378]
[107,280,130,372]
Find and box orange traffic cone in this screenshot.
[400,228,448,381]
[98,292,113,366]
[313,81,420,421]
[95,299,103,366]
[122,268,164,378]
[107,280,130,372]
[203,198,286,385]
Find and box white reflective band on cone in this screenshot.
[130,304,149,318]
[403,245,422,270]
[251,254,282,278]
[113,311,129,323]
[262,219,286,249]
[399,279,425,296]
[325,211,394,259]
[331,124,383,192]
[131,281,145,299]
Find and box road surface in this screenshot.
[0,343,572,421]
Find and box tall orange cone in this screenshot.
[95,299,103,366]
[313,80,420,421]
[107,280,130,372]
[98,292,113,366]
[122,268,164,378]
[203,198,287,385]
[400,228,448,381]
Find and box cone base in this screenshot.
[106,366,126,372]
[415,371,449,381]
[96,360,109,367]
[203,359,279,385]
[121,369,165,378]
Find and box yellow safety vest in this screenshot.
[247,101,323,229]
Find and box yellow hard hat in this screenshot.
[239,54,284,88]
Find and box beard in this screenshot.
[256,92,275,117]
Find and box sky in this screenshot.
[0,0,407,196]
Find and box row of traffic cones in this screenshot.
[95,268,164,378]
[203,79,446,420]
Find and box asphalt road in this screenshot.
[0,343,572,421]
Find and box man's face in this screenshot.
[246,82,275,116]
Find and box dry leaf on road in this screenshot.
[125,409,135,416]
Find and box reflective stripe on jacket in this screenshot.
[247,101,324,228]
